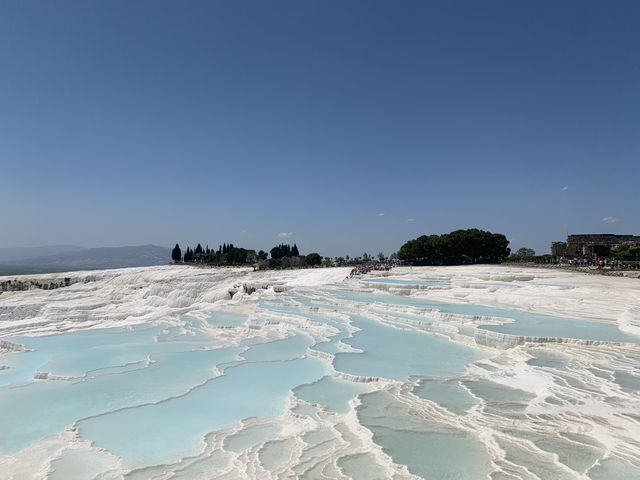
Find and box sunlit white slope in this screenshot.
[0,265,352,337]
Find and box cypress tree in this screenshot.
[171,244,182,263]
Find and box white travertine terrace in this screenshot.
[1,264,639,479]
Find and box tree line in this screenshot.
[171,242,323,268]
[397,229,511,265]
[613,243,640,261]
[172,243,262,265]
[269,244,299,259]
[506,243,640,264]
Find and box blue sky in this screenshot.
[1,1,638,256]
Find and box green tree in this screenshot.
[171,244,182,263]
[226,247,248,264]
[515,247,535,259]
[305,253,322,266]
[397,229,510,264]
[614,243,640,261]
[269,258,283,269]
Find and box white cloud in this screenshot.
[561,186,569,191]
[602,217,617,224]
[241,230,247,233]
[377,213,385,216]
[277,232,293,238]
[406,218,415,222]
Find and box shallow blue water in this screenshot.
[0,324,171,386]
[294,375,368,413]
[333,315,486,381]
[259,299,353,354]
[76,356,327,468]
[357,390,492,479]
[479,317,638,342]
[332,288,640,343]
[360,278,446,286]
[203,310,248,326]
[0,346,243,453]
[413,379,478,415]
[241,334,313,362]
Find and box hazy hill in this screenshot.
[0,245,171,275]
[0,245,87,263]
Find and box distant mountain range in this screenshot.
[0,245,88,263]
[0,245,172,276]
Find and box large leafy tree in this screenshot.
[397,229,510,265]
[305,253,322,266]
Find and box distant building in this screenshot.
[551,234,640,257]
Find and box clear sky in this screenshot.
[1,1,638,257]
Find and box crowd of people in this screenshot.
[556,257,638,270]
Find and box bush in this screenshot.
[269,258,283,269]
